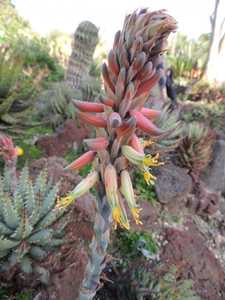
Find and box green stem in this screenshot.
[78,181,111,300]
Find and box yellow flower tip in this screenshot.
[57,195,75,209]
[131,207,143,225]
[15,146,24,156]
[143,153,163,167]
[112,207,130,230]
[143,170,156,186]
[143,140,155,148]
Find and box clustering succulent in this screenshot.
[35,82,79,127]
[177,122,215,176]
[56,8,177,299]
[132,265,200,300]
[144,104,183,153]
[0,134,66,281]
[66,21,99,90]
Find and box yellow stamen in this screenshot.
[143,153,164,167]
[112,207,130,230]
[143,170,156,185]
[131,207,143,225]
[57,195,75,208]
[143,139,155,148]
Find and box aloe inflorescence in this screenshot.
[58,9,177,299]
[60,8,177,229]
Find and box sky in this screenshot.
[12,0,215,47]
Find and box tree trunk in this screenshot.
[204,0,225,83]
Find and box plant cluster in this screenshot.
[131,265,200,300]
[0,0,64,130]
[0,134,66,282]
[177,122,215,176]
[166,32,210,83]
[181,101,225,130]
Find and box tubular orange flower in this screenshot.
[78,111,107,128]
[135,73,160,97]
[73,99,105,113]
[130,134,144,154]
[84,137,109,151]
[130,110,164,136]
[65,150,96,171]
[58,171,99,208]
[122,145,145,165]
[104,164,119,207]
[140,107,161,119]
[104,164,130,229]
[101,98,114,107]
[120,170,142,225]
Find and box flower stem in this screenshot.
[79,181,111,300]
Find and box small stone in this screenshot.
[155,163,193,204]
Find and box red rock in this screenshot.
[161,221,225,300]
[36,120,89,157]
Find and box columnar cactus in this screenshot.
[59,8,176,299]
[66,21,99,90]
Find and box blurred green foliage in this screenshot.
[0,0,64,129]
[166,32,210,83]
[181,101,225,130]
[0,287,33,300]
[134,171,157,205]
[116,230,158,261]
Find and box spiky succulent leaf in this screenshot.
[153,105,183,151]
[0,237,20,251]
[30,246,48,261]
[28,229,53,245]
[39,184,59,218]
[20,256,32,274]
[2,197,19,229]
[37,208,64,230]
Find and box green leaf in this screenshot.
[39,184,59,218]
[11,215,33,240]
[2,196,19,229]
[0,221,12,235]
[25,181,35,216]
[30,246,47,261]
[28,229,53,245]
[0,236,20,251]
[37,208,63,229]
[20,256,32,274]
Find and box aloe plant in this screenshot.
[177,122,215,176]
[0,134,66,281]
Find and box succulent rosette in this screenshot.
[60,9,177,230]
